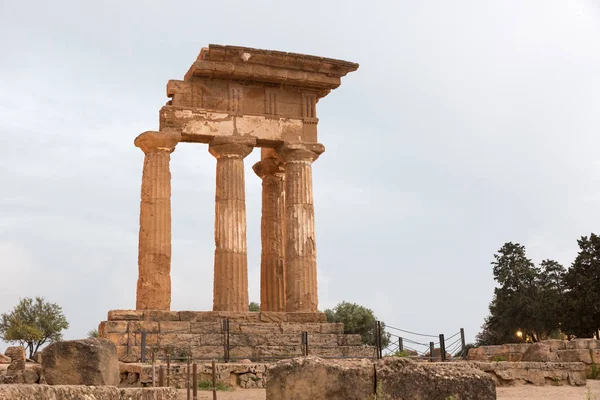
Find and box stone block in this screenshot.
[179,311,219,322]
[159,321,190,333]
[321,323,345,334]
[229,346,254,359]
[259,312,288,323]
[256,345,302,358]
[190,346,224,359]
[144,310,180,321]
[566,339,600,350]
[376,358,496,400]
[190,321,223,334]
[280,323,322,334]
[557,349,593,364]
[199,334,224,346]
[522,342,560,362]
[102,321,129,334]
[108,310,144,321]
[217,311,260,322]
[5,346,25,362]
[117,345,141,363]
[337,334,363,346]
[468,361,586,387]
[106,332,131,346]
[287,312,328,323]
[0,385,121,399]
[42,338,120,385]
[128,321,160,333]
[267,357,374,400]
[0,353,11,364]
[240,323,283,334]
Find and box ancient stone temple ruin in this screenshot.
[99,44,371,361]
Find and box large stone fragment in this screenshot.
[522,342,560,362]
[470,361,586,386]
[42,338,120,385]
[4,347,25,362]
[0,354,10,364]
[266,356,374,400]
[375,358,496,400]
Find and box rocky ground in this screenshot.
[176,380,600,399]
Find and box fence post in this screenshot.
[460,328,467,359]
[151,350,156,387]
[375,321,382,359]
[429,342,434,362]
[398,337,403,352]
[186,356,191,400]
[223,318,230,363]
[140,331,147,363]
[166,354,170,387]
[439,334,446,362]
[212,360,217,400]
[192,362,198,400]
[159,365,165,387]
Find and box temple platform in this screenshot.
[99,310,375,362]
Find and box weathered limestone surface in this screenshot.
[266,357,495,400]
[0,385,176,400]
[469,339,600,378]
[4,347,24,363]
[375,358,496,400]
[134,130,180,311]
[266,357,374,400]
[253,149,286,312]
[41,338,120,386]
[0,354,10,364]
[209,136,256,312]
[276,143,324,312]
[469,361,586,386]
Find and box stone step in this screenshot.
[116,343,375,362]
[100,320,345,336]
[107,310,327,324]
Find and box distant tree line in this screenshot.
[477,234,600,345]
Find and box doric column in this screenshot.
[209,136,256,312]
[276,143,325,312]
[253,149,286,312]
[134,130,180,310]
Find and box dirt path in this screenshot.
[177,380,600,399]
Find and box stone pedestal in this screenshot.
[134,130,180,310]
[277,143,325,313]
[209,136,256,312]
[253,150,286,312]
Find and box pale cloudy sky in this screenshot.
[1,0,600,352]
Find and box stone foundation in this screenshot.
[468,339,600,378]
[468,361,586,386]
[0,385,176,400]
[99,310,374,362]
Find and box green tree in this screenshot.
[87,329,99,338]
[324,301,390,347]
[0,297,69,357]
[536,259,566,338]
[248,302,260,312]
[481,242,541,343]
[563,234,600,338]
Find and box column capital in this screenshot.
[134,130,180,154]
[209,136,256,159]
[253,157,285,179]
[276,142,325,163]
